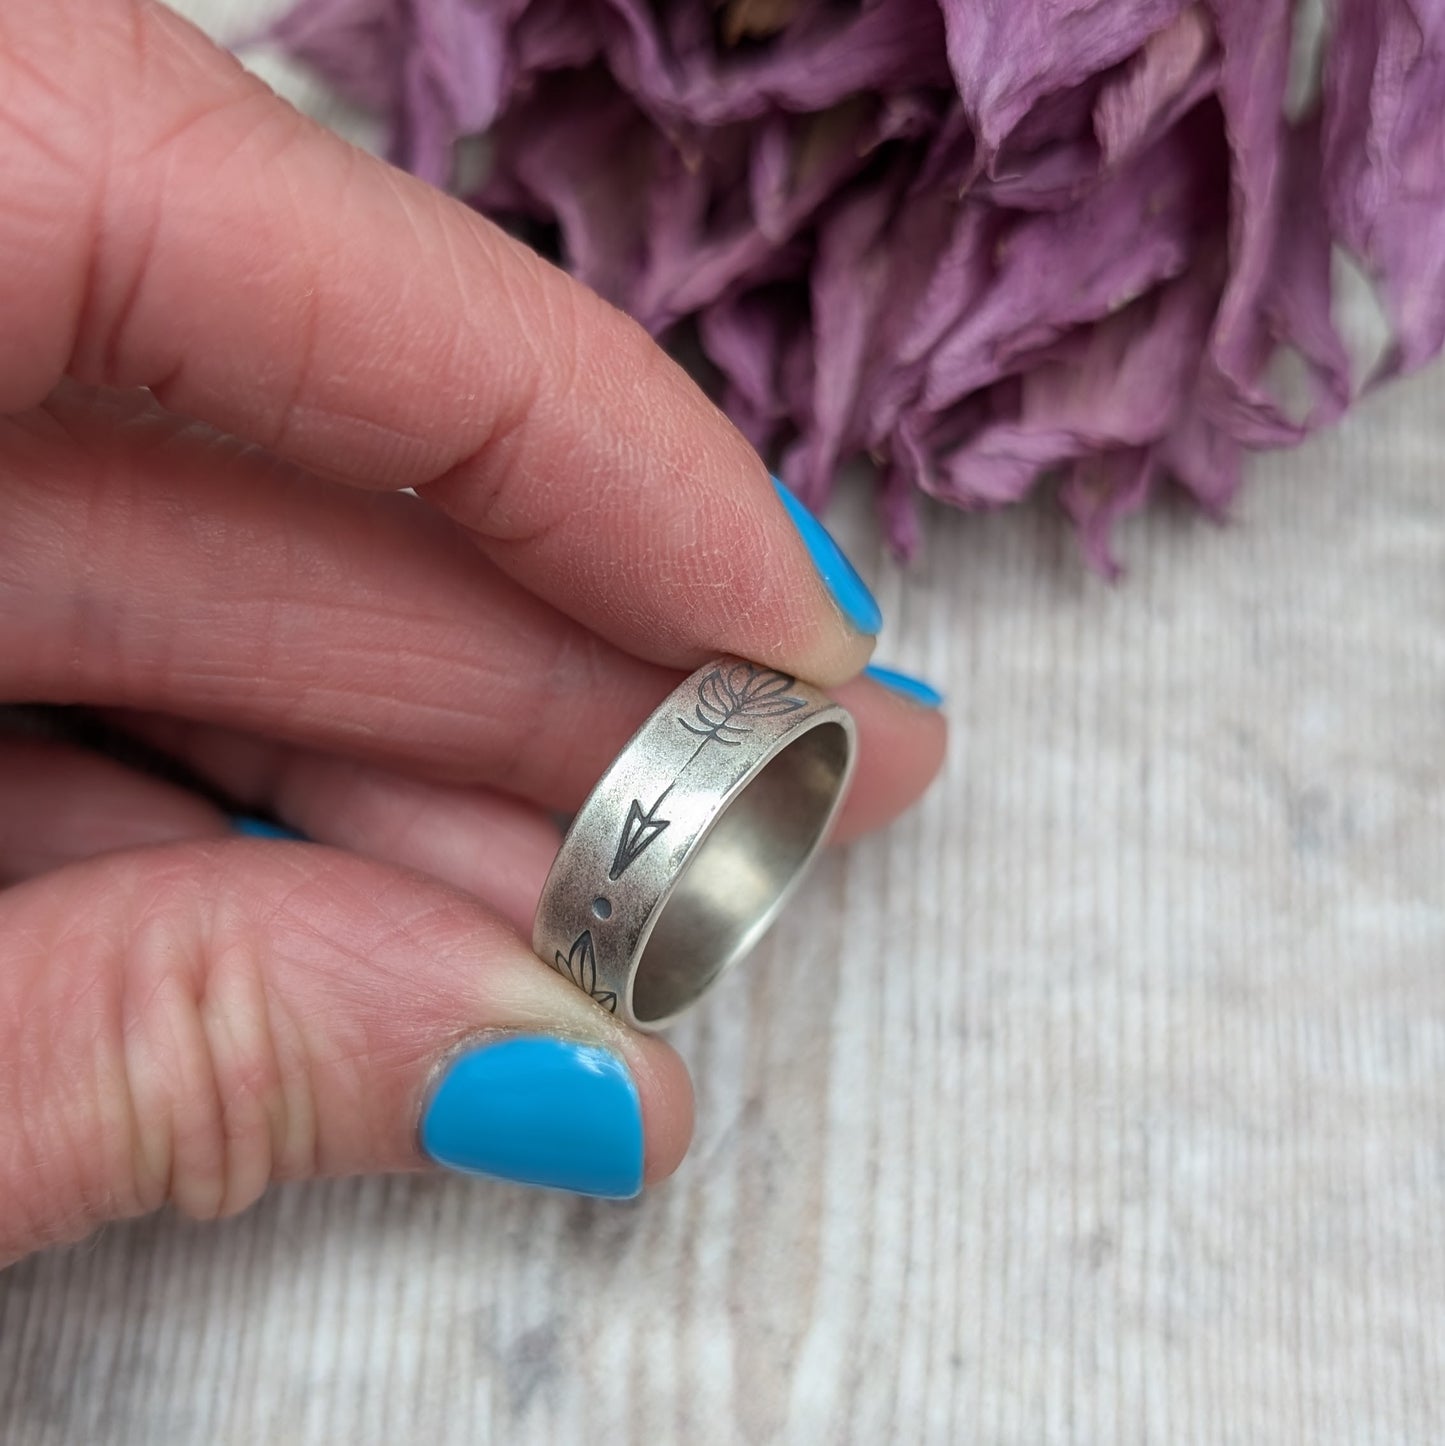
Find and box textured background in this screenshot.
[1,4,1442,1442]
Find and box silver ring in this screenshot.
[532,657,857,1031]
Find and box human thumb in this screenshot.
[0,839,693,1265]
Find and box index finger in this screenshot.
[0,0,879,685]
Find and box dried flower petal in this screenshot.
[1094,5,1218,167]
[1321,0,1445,377]
[268,0,1445,570]
[938,0,1188,161]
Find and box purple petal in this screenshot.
[1060,448,1159,578]
[1321,0,1445,377]
[482,73,650,307]
[266,0,409,114]
[1198,1,1352,445]
[938,0,1188,161]
[512,0,602,73]
[598,0,951,127]
[921,118,1226,411]
[878,458,926,560]
[270,0,533,184]
[793,173,909,506]
[268,0,1445,569]
[1158,405,1244,515]
[1094,6,1219,167]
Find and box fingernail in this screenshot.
[420,1036,644,1199]
[771,476,883,635]
[231,815,306,841]
[864,663,945,709]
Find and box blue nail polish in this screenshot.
[231,815,305,841]
[421,1036,644,1199]
[864,663,945,709]
[771,476,883,635]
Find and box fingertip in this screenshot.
[414,1021,694,1199]
[862,662,946,710]
[831,671,949,843]
[770,476,883,639]
[626,1032,695,1187]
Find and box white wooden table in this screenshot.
[1,5,1442,1441]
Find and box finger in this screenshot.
[111,715,560,936]
[0,842,694,1265]
[0,0,876,683]
[831,669,948,843]
[0,387,678,809]
[0,724,556,934]
[115,655,946,857]
[246,760,561,940]
[2,391,943,832]
[0,734,227,882]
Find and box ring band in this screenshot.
[532,657,857,1031]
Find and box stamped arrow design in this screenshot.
[610,788,672,881]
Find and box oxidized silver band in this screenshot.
[532,657,856,1031]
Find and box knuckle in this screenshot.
[419,249,606,546]
[0,2,110,408]
[49,0,303,392]
[0,845,464,1261]
[0,849,313,1259]
[0,0,306,403]
[86,106,297,393]
[118,851,307,1223]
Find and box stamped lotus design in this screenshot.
[679,662,807,748]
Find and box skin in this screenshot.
[0,0,946,1265]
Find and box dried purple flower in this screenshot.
[268,0,1445,569]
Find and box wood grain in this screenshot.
[1,4,1442,1441]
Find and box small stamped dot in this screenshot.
[591,896,613,920]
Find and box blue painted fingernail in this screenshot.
[864,663,945,709]
[421,1036,644,1199]
[771,476,883,635]
[231,815,305,841]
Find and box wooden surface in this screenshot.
[2,5,1443,1442]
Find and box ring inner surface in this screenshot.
[631,720,849,1024]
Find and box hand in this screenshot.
[0,0,945,1264]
